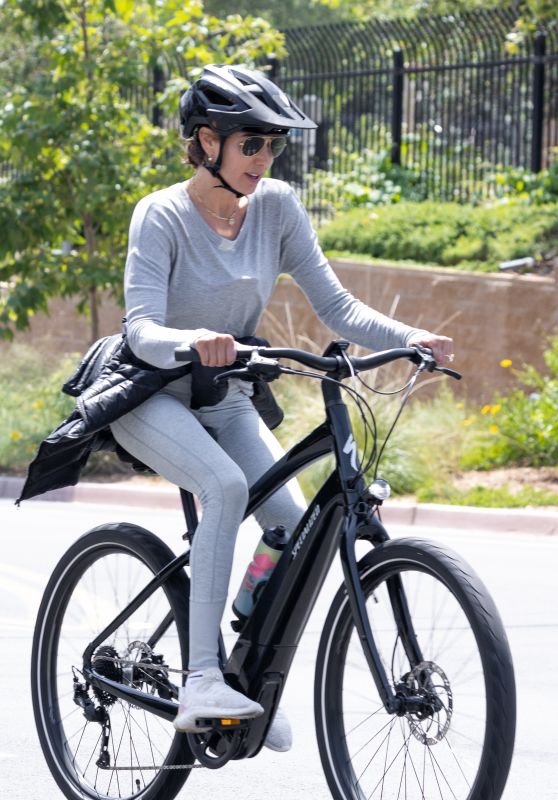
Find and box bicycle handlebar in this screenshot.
[174,342,462,380]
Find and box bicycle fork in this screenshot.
[322,361,427,718]
[339,514,427,716]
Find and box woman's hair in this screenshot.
[183,129,206,168]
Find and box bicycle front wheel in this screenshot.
[315,537,516,800]
[31,523,193,800]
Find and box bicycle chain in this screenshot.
[98,762,204,771]
[93,658,206,770]
[97,654,190,676]
[91,657,230,771]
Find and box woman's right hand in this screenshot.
[191,332,237,367]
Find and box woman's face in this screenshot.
[203,130,287,195]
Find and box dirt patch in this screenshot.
[451,466,558,494]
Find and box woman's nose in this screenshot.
[255,143,274,167]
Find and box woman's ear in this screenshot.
[197,126,218,162]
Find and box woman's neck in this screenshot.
[186,171,248,239]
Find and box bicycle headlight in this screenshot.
[367,478,391,503]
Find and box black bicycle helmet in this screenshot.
[179,64,317,197]
[179,64,317,138]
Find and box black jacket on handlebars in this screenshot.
[17,332,283,504]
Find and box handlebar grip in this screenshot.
[174,342,257,363]
[174,346,201,362]
[438,366,462,380]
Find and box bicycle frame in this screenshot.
[83,370,425,752]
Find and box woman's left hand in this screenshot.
[407,332,455,365]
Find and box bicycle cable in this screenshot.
[279,365,378,480]
[283,353,428,485]
[371,364,426,479]
[339,350,431,480]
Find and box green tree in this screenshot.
[202,0,343,29]
[316,0,558,25]
[0,0,284,342]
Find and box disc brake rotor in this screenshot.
[405,660,453,745]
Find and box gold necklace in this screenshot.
[187,182,239,227]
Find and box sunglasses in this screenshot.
[238,135,288,158]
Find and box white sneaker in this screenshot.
[174,668,264,733]
[264,707,292,752]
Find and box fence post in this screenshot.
[152,63,165,127]
[391,48,404,165]
[531,31,546,173]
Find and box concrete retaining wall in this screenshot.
[5,259,557,402]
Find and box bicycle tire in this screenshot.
[315,537,516,800]
[31,523,193,800]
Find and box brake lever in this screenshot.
[214,368,250,384]
[435,366,462,380]
[213,354,282,384]
[411,345,436,372]
[411,346,462,380]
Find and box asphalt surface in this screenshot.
[1,489,557,800]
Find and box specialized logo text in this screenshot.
[291,504,321,559]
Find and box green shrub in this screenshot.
[0,344,75,472]
[304,148,427,217]
[461,336,558,469]
[490,158,558,205]
[319,201,558,272]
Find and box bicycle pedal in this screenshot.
[196,717,248,731]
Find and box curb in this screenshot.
[2,475,557,535]
[1,475,181,510]
[380,501,558,536]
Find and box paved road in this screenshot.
[1,498,557,799]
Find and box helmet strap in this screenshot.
[202,135,245,199]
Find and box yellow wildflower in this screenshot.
[500,359,513,368]
[489,424,499,434]
[462,417,476,426]
[10,430,22,442]
[33,399,44,411]
[455,401,464,409]
[491,404,502,415]
[481,404,491,415]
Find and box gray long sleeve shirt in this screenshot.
[124,178,425,369]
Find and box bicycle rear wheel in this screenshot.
[31,523,193,800]
[315,537,516,800]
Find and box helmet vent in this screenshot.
[204,89,234,107]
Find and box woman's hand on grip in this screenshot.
[192,332,237,367]
[407,332,455,365]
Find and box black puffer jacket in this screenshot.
[17,333,282,503]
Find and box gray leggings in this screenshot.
[110,375,307,671]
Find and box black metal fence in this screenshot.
[3,8,557,214]
[271,8,558,213]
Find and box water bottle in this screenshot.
[231,525,288,630]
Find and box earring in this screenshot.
[207,155,213,163]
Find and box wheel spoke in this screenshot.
[316,539,515,800]
[31,526,191,799]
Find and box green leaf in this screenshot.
[114,0,134,21]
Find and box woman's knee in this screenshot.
[199,461,249,510]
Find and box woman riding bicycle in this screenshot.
[110,63,454,750]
